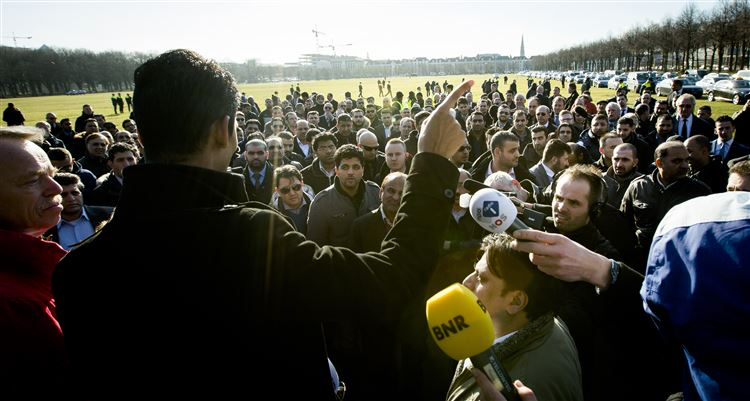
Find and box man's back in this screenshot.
[53,156,457,398]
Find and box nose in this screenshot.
[43,175,63,198]
[462,273,476,290]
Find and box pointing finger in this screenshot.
[436,79,474,112]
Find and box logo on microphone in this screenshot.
[482,201,499,217]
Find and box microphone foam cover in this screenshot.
[469,188,518,233]
[426,283,495,360]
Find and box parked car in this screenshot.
[608,74,626,89]
[656,77,704,98]
[708,79,750,104]
[696,76,729,92]
[732,70,750,80]
[686,69,709,78]
[594,75,612,88]
[626,72,650,93]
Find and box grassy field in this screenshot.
[2,74,743,129]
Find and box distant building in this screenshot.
[520,35,526,59]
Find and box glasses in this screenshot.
[361,145,378,151]
[279,183,302,194]
[459,145,472,152]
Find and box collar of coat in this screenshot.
[117,163,249,213]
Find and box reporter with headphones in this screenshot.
[508,163,680,401]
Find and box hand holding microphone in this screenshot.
[426,283,521,401]
[461,179,546,233]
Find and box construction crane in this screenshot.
[311,26,325,50]
[2,33,32,47]
[327,43,352,57]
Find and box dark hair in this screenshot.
[490,131,519,152]
[276,131,294,141]
[414,110,431,126]
[617,116,635,128]
[48,147,72,161]
[635,103,650,115]
[543,139,571,163]
[274,164,303,187]
[559,164,604,212]
[531,126,548,135]
[336,114,352,124]
[312,132,337,151]
[698,105,712,113]
[334,144,364,167]
[246,118,261,128]
[107,142,138,161]
[132,49,239,162]
[655,141,685,161]
[53,172,83,190]
[715,115,734,126]
[85,132,108,144]
[306,128,320,143]
[481,233,564,321]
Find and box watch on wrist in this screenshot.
[609,259,620,286]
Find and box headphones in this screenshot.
[548,170,609,218]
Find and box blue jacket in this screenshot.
[641,192,750,401]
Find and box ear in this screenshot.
[655,158,662,169]
[107,160,113,168]
[209,115,231,150]
[506,290,528,316]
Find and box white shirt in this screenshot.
[541,162,554,180]
[485,162,515,180]
[319,163,335,178]
[493,330,519,345]
[296,137,311,157]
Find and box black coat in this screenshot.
[301,158,335,195]
[691,157,728,194]
[350,208,389,253]
[90,172,123,207]
[52,154,458,399]
[470,150,538,186]
[232,162,275,205]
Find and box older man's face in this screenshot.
[0,139,63,237]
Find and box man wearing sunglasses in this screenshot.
[358,131,385,183]
[273,165,312,233]
[53,49,470,398]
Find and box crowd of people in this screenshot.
[2,49,749,400]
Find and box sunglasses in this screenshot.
[362,145,378,151]
[279,183,302,194]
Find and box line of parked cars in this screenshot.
[519,69,749,104]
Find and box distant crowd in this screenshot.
[2,62,749,401]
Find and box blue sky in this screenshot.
[0,0,718,64]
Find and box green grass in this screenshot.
[2,74,742,129]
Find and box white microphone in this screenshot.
[468,188,529,235]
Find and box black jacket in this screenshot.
[363,152,386,184]
[52,154,458,399]
[74,112,94,133]
[90,172,123,207]
[350,208,389,253]
[622,133,653,173]
[470,150,537,186]
[231,162,275,205]
[78,155,110,179]
[301,158,335,195]
[691,157,728,194]
[621,169,711,248]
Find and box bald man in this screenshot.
[358,130,385,183]
[621,141,711,252]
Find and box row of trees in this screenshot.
[530,0,750,73]
[0,46,274,98]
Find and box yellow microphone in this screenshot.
[426,283,520,401]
